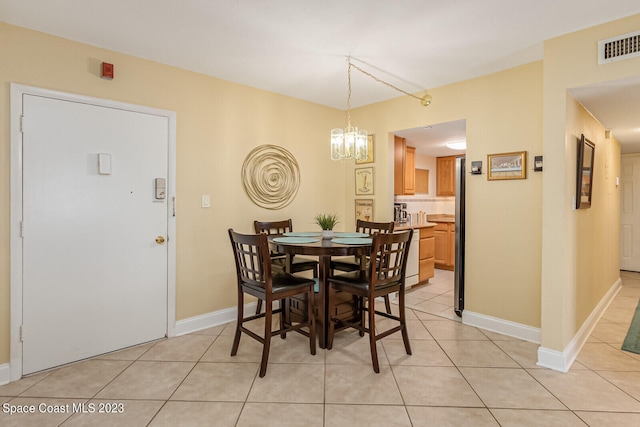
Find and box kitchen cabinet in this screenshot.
[436,156,457,196]
[405,146,416,194]
[415,169,429,194]
[433,221,455,270]
[394,135,415,195]
[418,227,435,282]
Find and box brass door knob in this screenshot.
[156,236,165,244]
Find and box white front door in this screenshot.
[21,94,169,374]
[621,154,640,272]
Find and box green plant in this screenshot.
[314,213,339,230]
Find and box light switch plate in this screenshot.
[202,195,211,208]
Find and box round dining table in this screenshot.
[268,233,372,348]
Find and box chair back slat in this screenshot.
[356,220,395,235]
[357,220,396,267]
[254,219,294,258]
[228,229,272,292]
[254,219,293,235]
[369,229,413,288]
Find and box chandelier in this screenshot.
[330,61,367,161]
[330,58,432,161]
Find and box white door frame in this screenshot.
[621,153,640,272]
[9,83,177,382]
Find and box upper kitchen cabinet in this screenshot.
[436,155,457,196]
[394,135,415,195]
[415,169,429,194]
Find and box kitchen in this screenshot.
[392,119,466,318]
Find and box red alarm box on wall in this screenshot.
[101,62,114,80]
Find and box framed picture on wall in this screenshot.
[356,134,375,164]
[487,151,527,180]
[355,199,374,222]
[575,133,595,209]
[355,166,374,195]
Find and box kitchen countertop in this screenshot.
[426,214,455,223]
[394,221,437,231]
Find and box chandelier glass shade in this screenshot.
[331,126,368,161]
[331,61,368,161]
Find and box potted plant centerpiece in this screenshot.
[314,213,339,239]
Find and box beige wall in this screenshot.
[541,14,639,351]
[0,22,348,365]
[567,95,621,327]
[351,62,544,327]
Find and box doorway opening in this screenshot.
[391,119,466,320]
[569,75,640,272]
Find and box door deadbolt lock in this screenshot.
[155,236,165,244]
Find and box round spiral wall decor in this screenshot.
[241,145,300,210]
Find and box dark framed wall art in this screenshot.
[576,133,595,209]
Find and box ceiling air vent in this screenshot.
[598,30,640,64]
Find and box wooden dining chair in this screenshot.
[253,219,319,314]
[228,229,316,377]
[326,229,413,373]
[330,220,395,313]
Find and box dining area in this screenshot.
[227,218,414,376]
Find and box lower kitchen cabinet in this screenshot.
[433,221,455,270]
[419,227,435,282]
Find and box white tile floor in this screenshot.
[404,269,460,321]
[1,271,640,426]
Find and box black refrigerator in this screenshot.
[454,156,465,316]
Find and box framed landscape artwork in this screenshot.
[487,151,527,180]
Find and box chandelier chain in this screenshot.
[347,62,352,126]
[349,61,426,103]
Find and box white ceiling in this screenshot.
[2,0,640,152]
[570,75,640,153]
[395,120,467,157]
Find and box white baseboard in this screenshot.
[462,311,542,344]
[174,301,257,336]
[537,347,571,372]
[537,277,622,372]
[0,363,10,386]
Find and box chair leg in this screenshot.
[259,301,273,377]
[368,297,380,373]
[384,295,392,314]
[398,287,412,356]
[280,298,287,339]
[231,290,244,357]
[359,296,365,337]
[307,290,316,355]
[255,299,263,315]
[326,285,336,350]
